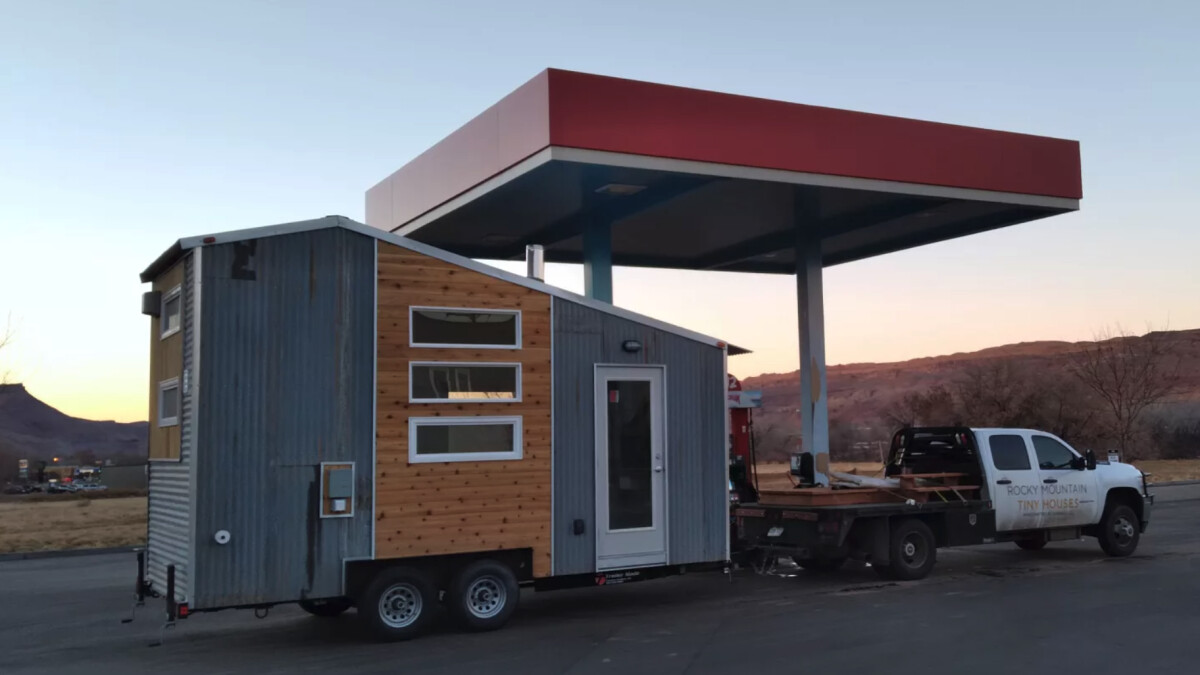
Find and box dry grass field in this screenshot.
[0,496,147,554]
[1,459,1197,554]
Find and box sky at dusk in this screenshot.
[1,0,1198,423]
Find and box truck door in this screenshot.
[1032,435,1100,528]
[983,433,1042,532]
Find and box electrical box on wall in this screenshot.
[320,463,354,518]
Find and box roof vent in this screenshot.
[526,245,545,281]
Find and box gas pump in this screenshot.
[727,375,762,505]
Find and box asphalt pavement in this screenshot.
[1,485,1198,675]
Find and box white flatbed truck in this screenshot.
[736,427,1153,579]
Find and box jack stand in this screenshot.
[121,550,148,625]
[149,620,175,648]
[148,563,178,647]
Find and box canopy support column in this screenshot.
[583,217,613,303]
[795,195,829,485]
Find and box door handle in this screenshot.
[996,479,1012,485]
[654,466,663,473]
[1043,478,1058,484]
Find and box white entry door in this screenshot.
[595,366,667,570]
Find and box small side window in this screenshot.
[408,416,522,463]
[158,378,180,427]
[410,307,520,349]
[160,286,182,339]
[989,434,1032,471]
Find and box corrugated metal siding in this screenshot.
[552,299,727,575]
[147,252,194,602]
[193,229,375,608]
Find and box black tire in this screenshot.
[445,559,520,632]
[1015,538,1047,551]
[356,567,437,641]
[1098,503,1140,557]
[299,597,352,618]
[882,519,937,581]
[793,555,848,572]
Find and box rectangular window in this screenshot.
[409,363,521,403]
[409,307,520,349]
[158,378,180,427]
[989,434,1032,471]
[408,416,522,463]
[160,285,182,339]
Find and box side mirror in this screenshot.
[1084,449,1097,471]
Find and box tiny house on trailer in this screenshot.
[136,216,733,639]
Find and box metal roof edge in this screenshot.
[140,215,743,353]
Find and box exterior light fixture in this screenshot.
[622,340,643,353]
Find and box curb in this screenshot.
[1148,480,1200,487]
[0,546,139,563]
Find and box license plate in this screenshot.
[767,526,784,537]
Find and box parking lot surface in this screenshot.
[2,485,1197,675]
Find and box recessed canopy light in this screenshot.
[595,183,646,196]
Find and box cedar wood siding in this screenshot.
[375,242,553,577]
[148,261,184,460]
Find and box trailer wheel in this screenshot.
[877,519,936,581]
[298,597,352,617]
[793,555,847,572]
[357,567,437,641]
[446,559,519,632]
[1098,503,1140,557]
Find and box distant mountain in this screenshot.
[0,384,147,461]
[742,328,1200,455]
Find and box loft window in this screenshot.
[158,378,180,427]
[408,416,522,463]
[409,363,521,403]
[160,285,182,339]
[409,307,520,349]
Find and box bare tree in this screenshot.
[1067,326,1179,459]
[883,384,956,429]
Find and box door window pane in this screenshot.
[1032,436,1077,470]
[989,435,1032,471]
[607,380,653,530]
[410,308,519,347]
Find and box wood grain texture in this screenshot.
[148,261,183,461]
[375,243,553,577]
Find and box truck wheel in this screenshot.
[881,519,937,581]
[1015,538,1047,551]
[1098,504,1140,557]
[357,567,437,641]
[793,555,847,572]
[446,559,519,632]
[299,597,352,617]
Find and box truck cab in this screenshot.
[968,428,1151,552]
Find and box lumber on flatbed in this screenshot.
[757,488,902,507]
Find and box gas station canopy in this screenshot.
[366,69,1081,273]
[365,69,1082,484]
